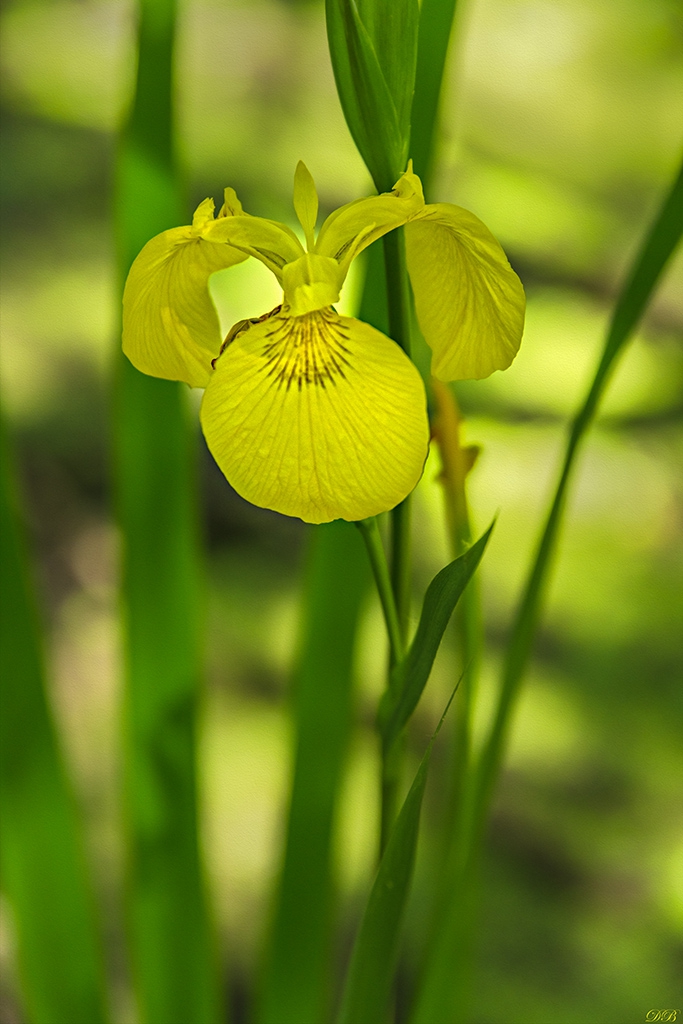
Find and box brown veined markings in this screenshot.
[260,308,352,391]
[212,305,282,369]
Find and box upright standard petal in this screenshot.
[200,310,429,523]
[122,199,248,388]
[315,169,424,276]
[405,204,525,381]
[293,161,319,250]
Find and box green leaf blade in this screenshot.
[337,736,431,1024]
[338,691,456,1024]
[0,416,108,1024]
[114,0,221,1019]
[607,159,683,352]
[326,0,419,189]
[357,0,419,139]
[258,522,369,1024]
[326,0,403,188]
[380,523,493,747]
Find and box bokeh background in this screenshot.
[1,0,682,1020]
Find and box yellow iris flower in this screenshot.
[122,163,524,524]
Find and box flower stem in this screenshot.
[380,734,404,857]
[375,227,416,856]
[382,228,413,639]
[431,380,483,882]
[389,497,412,640]
[355,518,404,669]
[431,379,482,796]
[356,516,405,860]
[382,229,412,359]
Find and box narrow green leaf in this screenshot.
[356,0,419,140]
[114,0,220,1019]
[0,413,108,1024]
[326,0,405,189]
[337,692,456,1024]
[410,0,460,188]
[477,152,683,832]
[379,524,493,747]
[258,522,369,1024]
[116,370,219,1024]
[411,153,683,1024]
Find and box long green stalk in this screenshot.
[0,413,108,1024]
[356,516,406,857]
[356,518,404,669]
[382,229,414,644]
[114,0,220,1018]
[375,228,414,857]
[352,236,416,859]
[412,153,683,1024]
[258,522,369,1024]
[431,381,482,861]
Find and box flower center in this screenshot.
[281,253,341,316]
[258,309,352,391]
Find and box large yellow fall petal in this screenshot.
[122,199,248,388]
[200,309,429,523]
[405,204,525,381]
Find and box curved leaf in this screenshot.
[379,523,494,748]
[337,691,456,1024]
[326,0,418,189]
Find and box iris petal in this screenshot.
[315,171,424,275]
[282,254,341,316]
[293,161,319,250]
[200,309,429,523]
[405,204,525,381]
[203,215,304,279]
[122,219,248,388]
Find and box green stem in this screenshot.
[431,382,482,847]
[356,518,404,669]
[390,498,412,639]
[382,228,414,640]
[355,517,406,859]
[382,230,412,358]
[379,228,415,856]
[380,735,404,859]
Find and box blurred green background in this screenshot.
[1,0,682,1021]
